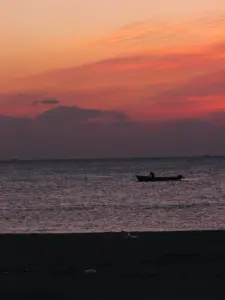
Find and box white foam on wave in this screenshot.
[183,178,201,181]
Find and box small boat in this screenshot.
[136,174,183,182]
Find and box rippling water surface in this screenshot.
[0,157,224,233]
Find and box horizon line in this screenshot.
[1,155,224,163]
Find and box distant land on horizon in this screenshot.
[1,154,225,163]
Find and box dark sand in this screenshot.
[1,230,225,298]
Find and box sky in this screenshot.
[0,0,225,159]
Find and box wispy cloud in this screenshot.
[33,98,60,105]
[90,13,225,52]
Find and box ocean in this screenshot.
[0,156,224,233]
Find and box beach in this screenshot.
[0,230,225,298]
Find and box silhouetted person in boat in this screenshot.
[150,172,155,178]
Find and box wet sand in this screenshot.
[0,230,225,298]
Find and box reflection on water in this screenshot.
[0,157,224,233]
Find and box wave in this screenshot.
[0,201,219,214]
[148,202,213,211]
[182,178,201,181]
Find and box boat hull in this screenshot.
[136,175,183,182]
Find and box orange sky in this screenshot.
[0,2,225,123]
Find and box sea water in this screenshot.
[0,157,224,233]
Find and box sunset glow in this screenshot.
[0,0,225,158]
